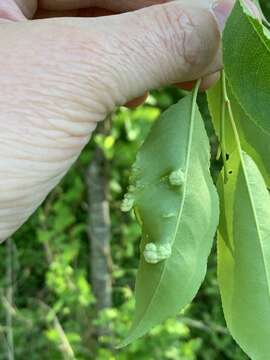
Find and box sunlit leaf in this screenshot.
[119,90,219,346]
[217,148,270,359]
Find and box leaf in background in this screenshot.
[208,66,270,357]
[119,88,219,347]
[208,80,270,185]
[222,0,270,185]
[207,80,234,154]
[217,150,270,360]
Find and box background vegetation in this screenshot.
[0,2,269,358]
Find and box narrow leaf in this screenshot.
[119,89,219,347]
[217,151,270,360]
[209,72,270,359]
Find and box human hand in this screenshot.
[0,0,233,241]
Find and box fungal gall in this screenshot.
[143,242,172,264]
[169,168,185,187]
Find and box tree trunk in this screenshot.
[87,123,113,325]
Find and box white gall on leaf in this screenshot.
[169,168,185,187]
[143,242,172,264]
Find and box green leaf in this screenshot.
[119,88,219,347]
[209,71,270,358]
[222,0,270,185]
[207,80,234,154]
[208,80,270,185]
[217,150,270,360]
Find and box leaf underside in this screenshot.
[207,2,270,358]
[217,149,270,360]
[119,93,219,347]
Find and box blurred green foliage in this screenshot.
[0,2,269,358]
[261,0,270,18]
[0,88,247,360]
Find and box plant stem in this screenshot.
[186,78,201,165]
[191,79,201,112]
[221,72,229,183]
[184,79,201,176]
[221,70,242,155]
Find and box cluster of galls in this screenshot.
[121,168,186,264]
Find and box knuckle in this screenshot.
[153,5,185,52]
[179,8,220,71]
[155,5,199,64]
[139,3,204,79]
[181,13,204,69]
[147,4,219,76]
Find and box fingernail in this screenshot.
[241,0,261,18]
[212,0,234,31]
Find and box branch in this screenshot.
[37,301,75,360]
[179,316,228,335]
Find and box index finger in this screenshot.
[14,0,37,18]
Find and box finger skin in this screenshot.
[14,0,37,18]
[200,72,220,91]
[0,0,25,21]
[0,0,232,241]
[176,72,220,92]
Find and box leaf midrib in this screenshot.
[224,6,270,298]
[130,90,199,337]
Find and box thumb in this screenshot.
[0,0,233,241]
[75,0,234,106]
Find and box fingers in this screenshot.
[125,73,220,107]
[68,0,233,106]
[33,0,230,107]
[0,0,26,21]
[0,0,234,241]
[212,0,234,31]
[36,0,231,111]
[14,0,37,18]
[39,0,170,12]
[125,93,149,108]
[176,72,220,92]
[200,72,221,91]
